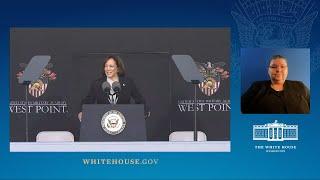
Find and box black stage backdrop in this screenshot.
[10,28,230,141]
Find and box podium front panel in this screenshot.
[80,104,146,141]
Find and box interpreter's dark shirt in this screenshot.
[241,80,310,114]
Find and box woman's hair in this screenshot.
[266,55,287,68]
[270,55,287,63]
[102,55,126,77]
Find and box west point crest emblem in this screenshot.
[16,63,57,98]
[196,61,229,96]
[231,0,318,48]
[101,110,126,135]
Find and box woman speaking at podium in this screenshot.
[78,55,149,121]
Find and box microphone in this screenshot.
[101,81,111,94]
[112,81,121,94]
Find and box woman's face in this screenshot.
[104,58,118,79]
[268,58,288,84]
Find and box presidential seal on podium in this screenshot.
[101,110,126,135]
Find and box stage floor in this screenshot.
[10,141,230,152]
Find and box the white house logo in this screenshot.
[196,61,229,96]
[253,120,298,141]
[16,63,57,98]
[232,0,318,47]
[101,110,126,135]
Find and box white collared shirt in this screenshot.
[107,77,119,94]
[106,77,119,104]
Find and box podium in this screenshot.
[80,104,146,141]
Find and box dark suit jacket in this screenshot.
[241,80,310,114]
[80,76,148,112]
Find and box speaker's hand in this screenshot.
[145,111,151,119]
[78,112,83,122]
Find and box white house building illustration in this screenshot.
[253,120,298,141]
